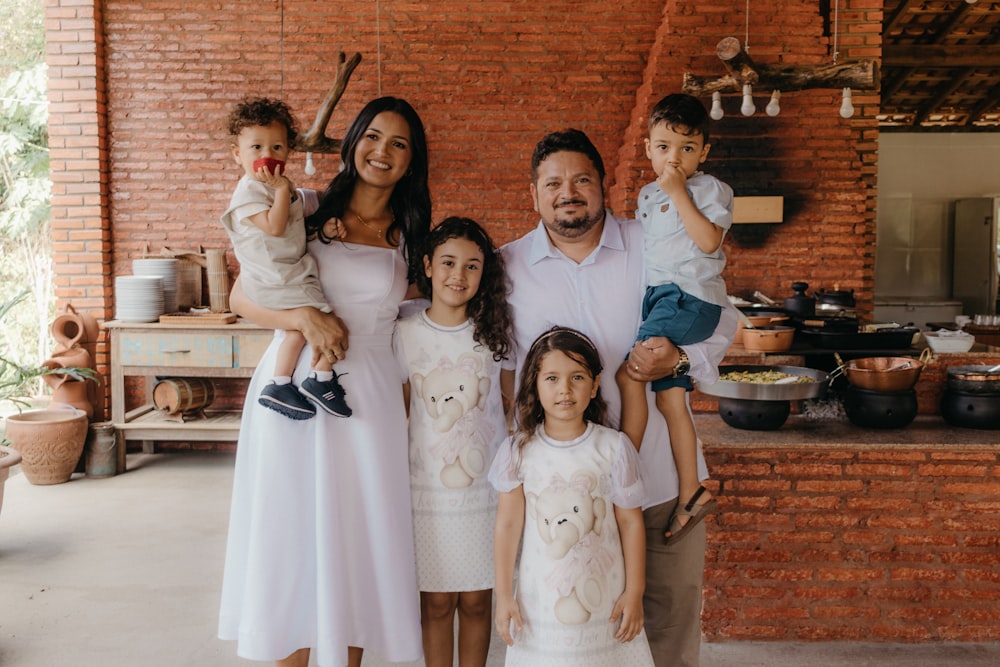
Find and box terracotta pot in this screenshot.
[741,325,795,353]
[0,444,22,517]
[50,303,99,350]
[3,407,88,485]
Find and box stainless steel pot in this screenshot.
[946,365,1000,395]
[697,365,830,401]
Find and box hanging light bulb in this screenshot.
[765,90,781,117]
[740,84,756,117]
[304,152,317,176]
[839,87,855,119]
[709,91,724,120]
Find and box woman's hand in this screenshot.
[293,308,350,367]
[230,277,350,366]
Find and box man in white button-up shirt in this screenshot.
[501,129,736,667]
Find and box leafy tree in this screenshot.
[0,0,50,400]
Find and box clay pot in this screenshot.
[741,325,795,353]
[40,349,97,419]
[50,304,99,350]
[3,407,89,485]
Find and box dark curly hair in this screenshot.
[226,97,298,145]
[513,326,608,452]
[416,216,512,362]
[306,96,431,283]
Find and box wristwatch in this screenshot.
[672,348,691,377]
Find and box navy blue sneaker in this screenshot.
[300,374,352,418]
[258,382,317,420]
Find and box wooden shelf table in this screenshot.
[105,320,272,470]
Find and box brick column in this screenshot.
[46,0,111,419]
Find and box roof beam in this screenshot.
[883,45,1000,68]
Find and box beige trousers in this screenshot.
[643,498,707,667]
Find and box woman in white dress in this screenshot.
[218,96,432,667]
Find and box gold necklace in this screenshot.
[354,211,385,239]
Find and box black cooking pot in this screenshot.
[815,287,856,308]
[717,397,791,430]
[784,281,816,318]
[843,386,917,429]
[941,389,1000,430]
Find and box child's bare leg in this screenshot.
[275,330,307,378]
[656,386,713,530]
[456,589,492,667]
[616,361,649,450]
[420,591,459,667]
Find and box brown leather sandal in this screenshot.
[665,485,718,545]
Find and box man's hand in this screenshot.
[624,336,679,382]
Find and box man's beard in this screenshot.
[544,204,604,239]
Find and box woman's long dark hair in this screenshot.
[416,216,512,362]
[513,326,608,451]
[305,96,432,281]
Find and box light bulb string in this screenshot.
[744,0,751,54]
[832,0,840,63]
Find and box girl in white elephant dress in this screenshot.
[490,326,654,667]
[394,217,514,666]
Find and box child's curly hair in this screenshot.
[226,97,298,145]
[416,216,512,362]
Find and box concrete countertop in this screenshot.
[694,414,998,449]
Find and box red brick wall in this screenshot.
[703,444,1000,641]
[47,0,881,422]
[46,0,112,419]
[45,2,1000,644]
[612,0,881,315]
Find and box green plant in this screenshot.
[1,291,97,412]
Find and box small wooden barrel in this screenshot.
[153,377,216,415]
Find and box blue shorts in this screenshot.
[635,283,722,392]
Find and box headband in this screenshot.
[533,327,599,357]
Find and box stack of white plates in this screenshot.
[133,258,178,313]
[115,276,165,322]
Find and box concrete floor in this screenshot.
[1,452,998,667]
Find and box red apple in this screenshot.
[253,158,285,175]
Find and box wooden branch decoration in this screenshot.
[682,37,878,96]
[293,51,363,154]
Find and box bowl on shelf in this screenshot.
[924,330,976,354]
[741,325,795,352]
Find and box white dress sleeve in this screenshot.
[488,436,523,493]
[609,431,647,509]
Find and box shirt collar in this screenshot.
[526,211,626,265]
